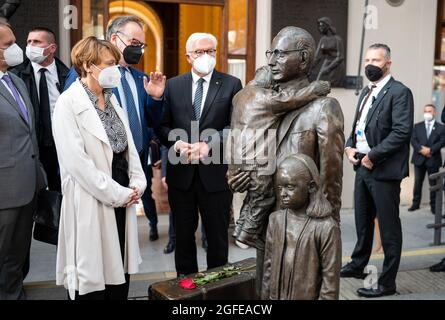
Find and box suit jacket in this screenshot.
[9,57,69,145]
[64,67,163,165]
[411,121,445,168]
[157,70,243,193]
[346,77,414,181]
[0,72,47,209]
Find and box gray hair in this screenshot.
[369,43,391,61]
[185,33,218,53]
[106,16,144,41]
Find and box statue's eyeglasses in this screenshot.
[189,49,217,57]
[265,49,304,59]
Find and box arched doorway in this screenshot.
[109,0,164,74]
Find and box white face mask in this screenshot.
[92,64,121,89]
[1,43,24,67]
[424,113,434,122]
[192,53,216,75]
[26,45,51,64]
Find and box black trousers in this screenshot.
[169,171,232,276]
[350,166,403,288]
[141,153,158,230]
[412,164,439,209]
[68,151,130,300]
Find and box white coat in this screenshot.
[52,79,147,298]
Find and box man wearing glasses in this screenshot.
[65,16,166,242]
[228,27,344,294]
[157,33,242,276]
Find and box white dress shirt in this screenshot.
[32,60,60,120]
[116,66,142,123]
[174,70,214,152]
[425,119,435,139]
[355,74,392,154]
[191,69,213,118]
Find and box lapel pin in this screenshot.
[216,81,220,85]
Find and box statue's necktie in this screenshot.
[193,78,205,121]
[119,67,143,153]
[2,74,29,124]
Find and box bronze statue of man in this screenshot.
[227,66,330,250]
[262,154,341,300]
[228,26,344,294]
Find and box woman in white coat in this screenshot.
[52,37,146,300]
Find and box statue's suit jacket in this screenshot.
[0,72,46,209]
[276,79,345,220]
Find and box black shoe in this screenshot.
[356,285,397,298]
[163,242,175,254]
[202,240,208,252]
[149,228,159,241]
[340,263,367,279]
[408,205,419,212]
[430,258,445,272]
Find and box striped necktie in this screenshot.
[193,78,205,121]
[119,67,143,153]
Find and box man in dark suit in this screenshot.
[10,27,69,192]
[64,16,165,241]
[408,104,445,214]
[0,22,46,299]
[157,32,242,276]
[342,43,414,298]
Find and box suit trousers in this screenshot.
[412,164,439,210]
[0,196,36,300]
[350,166,403,288]
[169,170,232,276]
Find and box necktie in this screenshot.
[2,74,29,124]
[353,84,377,145]
[119,67,143,153]
[427,123,432,139]
[193,78,205,121]
[39,68,53,146]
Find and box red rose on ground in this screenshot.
[178,278,197,290]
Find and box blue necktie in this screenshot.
[119,67,143,153]
[194,78,205,121]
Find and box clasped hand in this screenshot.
[124,187,141,208]
[176,141,210,163]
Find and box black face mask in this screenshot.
[365,64,385,82]
[122,45,144,65]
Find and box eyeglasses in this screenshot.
[116,31,147,49]
[265,49,304,59]
[189,49,217,57]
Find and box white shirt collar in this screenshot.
[0,70,7,78]
[370,73,392,92]
[32,59,57,76]
[191,69,213,84]
[425,119,435,126]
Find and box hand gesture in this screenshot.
[144,72,166,100]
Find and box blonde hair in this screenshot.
[71,36,121,78]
